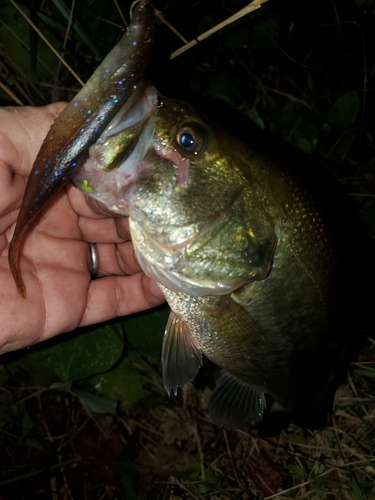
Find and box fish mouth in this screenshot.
[73,82,159,214]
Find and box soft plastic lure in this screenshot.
[8,1,154,298]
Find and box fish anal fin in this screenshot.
[209,370,266,430]
[162,311,203,396]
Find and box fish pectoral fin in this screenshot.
[162,311,203,396]
[209,370,266,430]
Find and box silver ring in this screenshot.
[89,243,99,276]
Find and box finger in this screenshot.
[0,155,25,215]
[115,218,131,240]
[79,273,165,326]
[93,241,141,276]
[0,103,67,176]
[79,216,126,244]
[35,188,81,240]
[87,197,125,218]
[0,258,46,353]
[37,240,90,338]
[67,183,124,220]
[0,237,90,354]
[66,184,129,244]
[66,183,104,218]
[1,104,67,231]
[117,241,142,274]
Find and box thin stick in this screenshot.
[263,467,335,499]
[154,7,188,44]
[170,0,269,60]
[54,0,76,90]
[0,80,24,105]
[9,0,84,86]
[114,0,127,27]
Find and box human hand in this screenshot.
[0,104,165,354]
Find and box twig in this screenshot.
[170,0,269,60]
[223,429,241,485]
[53,0,76,92]
[0,80,23,105]
[154,7,188,44]
[9,0,84,86]
[114,0,127,27]
[263,467,335,499]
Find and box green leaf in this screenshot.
[295,136,312,154]
[20,411,37,439]
[124,307,168,359]
[24,437,55,454]
[320,123,331,137]
[36,12,66,32]
[113,460,141,500]
[287,432,307,445]
[50,0,104,59]
[288,464,307,481]
[352,362,375,377]
[113,438,143,498]
[50,381,72,391]
[0,3,61,81]
[328,91,360,128]
[116,472,137,499]
[29,325,124,382]
[91,354,144,409]
[352,367,375,377]
[198,469,219,493]
[204,73,239,107]
[21,356,59,387]
[352,0,372,6]
[247,106,265,130]
[176,457,202,481]
[0,366,9,386]
[351,474,366,500]
[0,405,21,427]
[71,388,117,415]
[309,480,328,497]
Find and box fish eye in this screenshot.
[175,126,204,155]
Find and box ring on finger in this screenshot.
[88,242,99,276]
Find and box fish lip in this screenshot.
[73,83,159,210]
[97,81,158,144]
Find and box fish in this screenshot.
[9,2,366,430]
[73,87,365,430]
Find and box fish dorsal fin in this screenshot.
[162,311,203,395]
[209,370,266,430]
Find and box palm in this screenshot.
[0,104,164,354]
